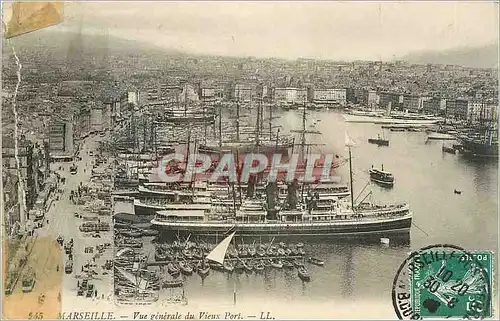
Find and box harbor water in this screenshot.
[162,109,498,315]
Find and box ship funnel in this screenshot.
[286,179,299,210]
[265,181,278,220]
[247,175,256,198]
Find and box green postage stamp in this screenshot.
[393,244,493,319]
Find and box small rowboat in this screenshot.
[197,265,210,278]
[182,249,193,259]
[179,261,193,275]
[293,259,304,268]
[243,260,253,273]
[167,263,180,277]
[254,261,265,272]
[297,267,310,282]
[163,278,183,288]
[307,257,324,267]
[223,261,234,273]
[239,248,248,257]
[234,260,244,273]
[270,259,283,269]
[282,260,294,269]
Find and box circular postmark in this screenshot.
[392,244,491,320]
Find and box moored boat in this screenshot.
[297,267,311,281]
[282,260,294,269]
[162,278,183,288]
[178,261,193,275]
[308,257,325,266]
[254,261,265,272]
[270,259,283,269]
[197,263,210,277]
[223,261,234,273]
[293,259,304,268]
[167,263,180,277]
[243,260,253,273]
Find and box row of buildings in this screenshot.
[2,136,50,234]
[169,82,497,122]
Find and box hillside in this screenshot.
[399,44,498,69]
[3,29,183,59]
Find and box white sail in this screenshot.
[205,231,236,265]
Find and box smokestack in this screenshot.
[286,179,299,210]
[265,182,277,220]
[246,175,256,198]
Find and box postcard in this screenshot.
[1,1,498,319]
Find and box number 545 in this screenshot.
[28,312,43,319]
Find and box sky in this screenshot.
[2,1,499,61]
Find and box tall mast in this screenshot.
[269,102,273,140]
[186,125,191,179]
[236,89,240,142]
[191,139,197,191]
[203,105,207,145]
[255,92,261,147]
[184,84,188,116]
[259,90,264,137]
[301,101,306,163]
[348,146,355,211]
[218,103,222,148]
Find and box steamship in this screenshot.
[150,146,412,240]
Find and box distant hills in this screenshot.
[4,29,498,70]
[399,44,498,69]
[3,29,183,60]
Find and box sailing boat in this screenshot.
[206,231,236,265]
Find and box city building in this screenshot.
[467,101,498,124]
[3,171,20,235]
[422,97,442,115]
[367,90,378,107]
[379,92,402,110]
[402,94,422,113]
[446,99,469,120]
[234,84,254,102]
[48,120,74,155]
[274,87,307,104]
[312,88,347,106]
[90,105,104,132]
[2,137,46,218]
[200,87,225,102]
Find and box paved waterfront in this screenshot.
[3,133,115,318]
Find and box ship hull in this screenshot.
[151,215,412,240]
[459,139,498,158]
[134,201,163,216]
[344,114,440,125]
